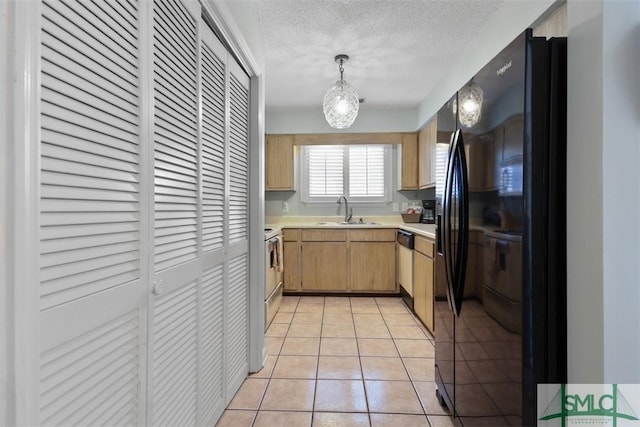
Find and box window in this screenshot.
[301,144,392,204]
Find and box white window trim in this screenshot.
[300,144,393,207]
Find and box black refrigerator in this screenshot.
[434,29,567,427]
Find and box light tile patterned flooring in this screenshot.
[216,296,458,427]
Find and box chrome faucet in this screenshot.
[337,195,353,223]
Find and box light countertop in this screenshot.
[266,216,436,239]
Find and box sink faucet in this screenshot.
[337,195,353,223]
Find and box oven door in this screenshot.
[266,240,277,299]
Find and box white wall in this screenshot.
[566,0,640,384]
[266,107,418,134]
[0,0,10,424]
[600,0,640,383]
[218,0,265,71]
[566,0,605,382]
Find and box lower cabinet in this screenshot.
[301,242,348,291]
[282,228,397,293]
[349,242,396,291]
[283,241,300,291]
[413,235,435,333]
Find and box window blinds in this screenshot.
[305,145,388,201]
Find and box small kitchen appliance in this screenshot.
[420,200,436,224]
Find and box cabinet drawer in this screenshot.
[283,228,300,242]
[301,229,347,242]
[349,229,396,242]
[415,236,434,257]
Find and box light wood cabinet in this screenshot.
[283,241,300,291]
[301,242,347,291]
[266,134,295,191]
[413,236,435,333]
[350,242,396,291]
[349,229,396,292]
[399,133,418,190]
[283,229,301,291]
[282,228,397,293]
[418,119,437,189]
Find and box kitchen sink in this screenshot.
[315,221,380,226]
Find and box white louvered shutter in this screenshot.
[35,1,252,425]
[152,0,199,273]
[348,145,386,198]
[225,60,250,396]
[151,282,198,426]
[228,66,249,245]
[226,253,249,394]
[199,23,228,423]
[39,0,145,424]
[200,265,225,422]
[149,0,201,425]
[306,145,344,198]
[201,26,226,254]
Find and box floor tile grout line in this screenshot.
[311,297,325,422]
[352,297,373,426]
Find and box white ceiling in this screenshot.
[255,0,503,111]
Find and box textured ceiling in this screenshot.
[256,0,503,111]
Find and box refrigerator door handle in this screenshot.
[442,131,458,312]
[450,130,470,316]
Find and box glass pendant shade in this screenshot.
[455,82,484,128]
[323,79,359,129]
[323,54,359,129]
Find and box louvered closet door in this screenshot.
[149,0,202,426]
[226,57,251,396]
[39,0,146,425]
[199,24,228,424]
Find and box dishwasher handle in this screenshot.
[396,230,415,249]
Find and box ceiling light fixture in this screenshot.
[454,81,484,128]
[323,54,359,129]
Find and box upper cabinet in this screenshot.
[266,134,295,191]
[418,119,437,189]
[398,133,418,190]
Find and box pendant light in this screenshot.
[323,54,359,129]
[454,81,484,128]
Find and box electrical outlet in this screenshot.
[282,201,289,213]
[392,202,399,212]
[401,202,408,212]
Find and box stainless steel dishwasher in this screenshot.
[397,230,415,310]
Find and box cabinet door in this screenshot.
[301,242,347,291]
[283,241,300,291]
[350,242,396,291]
[413,252,428,324]
[266,135,294,190]
[418,126,430,189]
[419,119,437,189]
[414,251,434,333]
[399,133,418,190]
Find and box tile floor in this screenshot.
[216,296,458,427]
